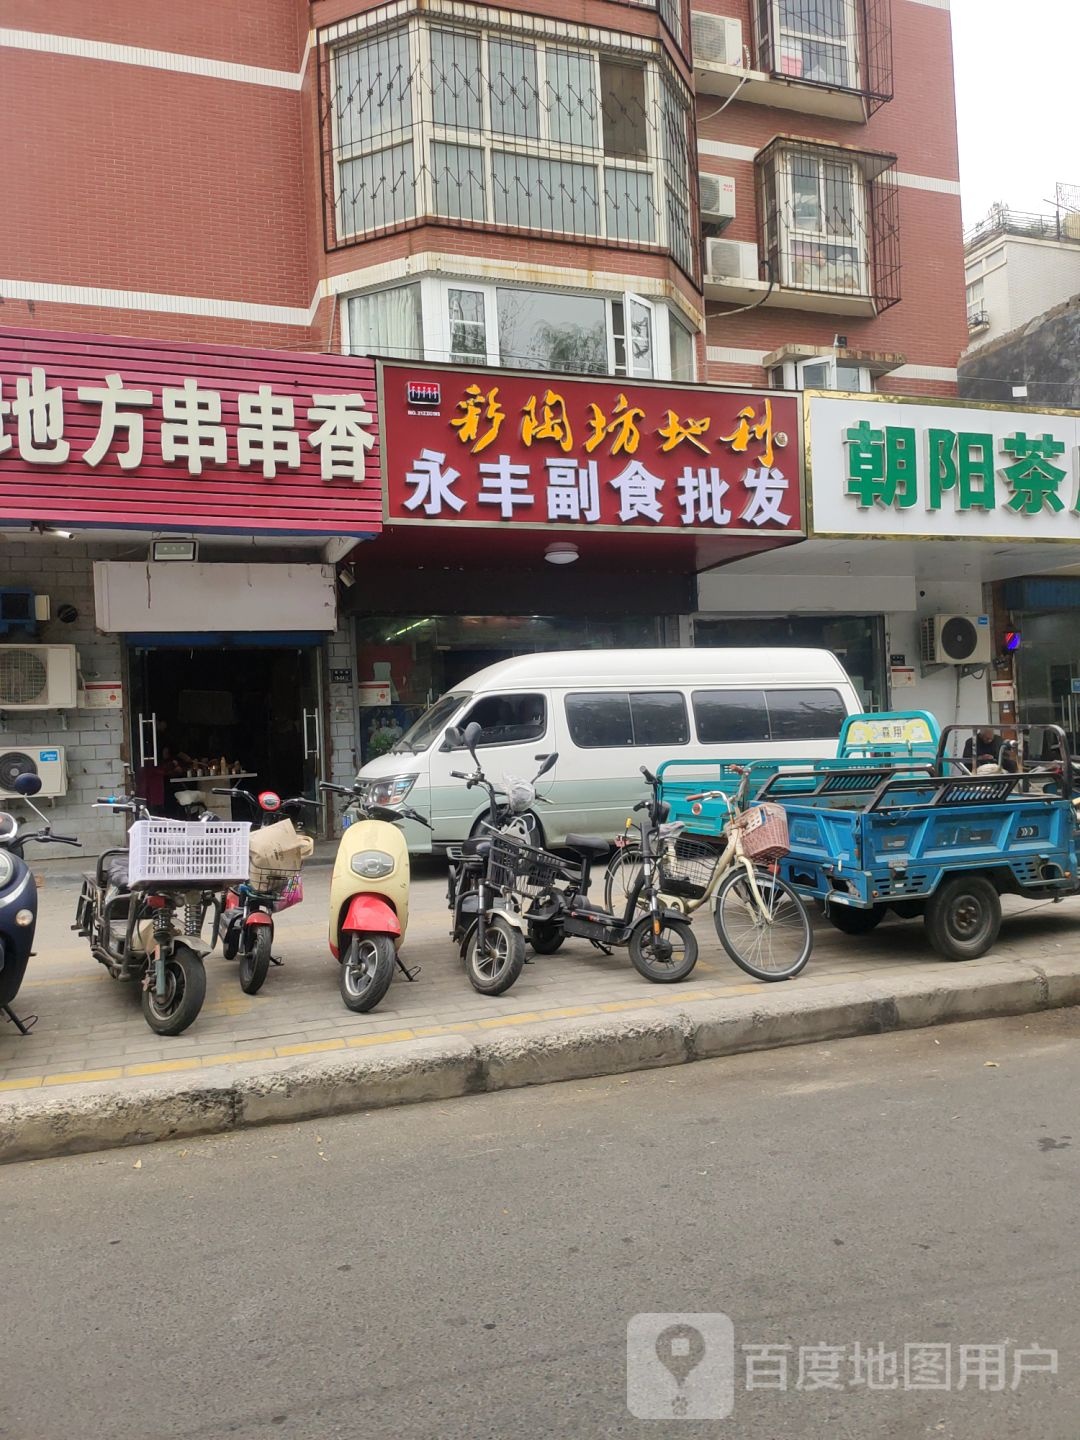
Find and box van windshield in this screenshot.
[391,692,471,754]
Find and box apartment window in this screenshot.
[669,315,696,382]
[966,277,986,326]
[760,0,857,88]
[757,139,901,313]
[326,20,694,276]
[346,283,423,361]
[345,280,697,379]
[767,356,871,391]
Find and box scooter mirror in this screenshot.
[12,772,42,797]
[534,753,557,780]
[463,721,483,751]
[444,726,466,751]
[259,790,282,811]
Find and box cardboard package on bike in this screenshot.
[248,819,314,892]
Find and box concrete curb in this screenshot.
[3,957,1079,1164]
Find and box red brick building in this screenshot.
[1,0,966,391]
[0,1,978,841]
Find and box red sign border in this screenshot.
[376,360,806,538]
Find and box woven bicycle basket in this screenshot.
[728,803,790,862]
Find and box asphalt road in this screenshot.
[3,1011,1078,1440]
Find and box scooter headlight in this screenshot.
[351,849,396,880]
[0,851,14,888]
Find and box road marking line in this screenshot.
[345,1030,416,1047]
[125,1058,202,1077]
[532,1004,600,1020]
[475,1012,543,1029]
[200,1048,277,1067]
[43,1066,123,1086]
[275,1039,347,1057]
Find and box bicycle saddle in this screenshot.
[565,834,608,857]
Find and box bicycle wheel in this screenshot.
[603,844,645,915]
[713,866,812,981]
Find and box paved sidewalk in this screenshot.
[4,859,1080,1092]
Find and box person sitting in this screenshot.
[963,727,1018,773]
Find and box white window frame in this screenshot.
[965,277,986,326]
[765,0,860,90]
[769,356,871,392]
[343,280,693,378]
[779,151,869,296]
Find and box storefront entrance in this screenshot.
[127,642,323,814]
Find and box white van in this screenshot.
[356,649,862,854]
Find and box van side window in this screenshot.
[692,690,770,744]
[630,691,689,745]
[766,688,848,741]
[459,694,547,747]
[565,692,689,747]
[565,693,633,748]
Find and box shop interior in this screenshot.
[353,613,669,762]
[128,645,320,814]
[692,614,887,713]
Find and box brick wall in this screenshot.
[0,542,127,854]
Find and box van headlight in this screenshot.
[363,775,417,807]
[351,850,395,880]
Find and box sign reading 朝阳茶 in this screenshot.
[807,393,1080,542]
[380,364,804,535]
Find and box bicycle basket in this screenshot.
[658,835,721,899]
[728,803,789,862]
[246,868,304,909]
[486,831,579,900]
[128,820,251,886]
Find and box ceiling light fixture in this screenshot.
[544,542,579,566]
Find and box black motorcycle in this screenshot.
[1,773,80,1034]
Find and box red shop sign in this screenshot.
[380,364,803,535]
[0,328,382,536]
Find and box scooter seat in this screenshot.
[565,833,609,858]
[462,837,492,858]
[103,853,130,889]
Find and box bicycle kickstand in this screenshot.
[2,1004,37,1035]
[395,956,421,982]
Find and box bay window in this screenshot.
[756,138,901,313]
[345,279,697,380]
[327,16,694,276]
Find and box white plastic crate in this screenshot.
[127,820,251,886]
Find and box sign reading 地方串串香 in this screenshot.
[379,364,804,535]
[0,328,383,537]
[807,394,1080,543]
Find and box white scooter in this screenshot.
[319,780,431,1012]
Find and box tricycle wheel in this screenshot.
[890,900,924,920]
[527,923,564,955]
[925,876,1001,961]
[827,903,886,935]
[141,945,206,1036]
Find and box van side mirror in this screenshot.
[443,727,466,752]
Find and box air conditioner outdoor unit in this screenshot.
[0,644,79,709]
[0,746,68,799]
[691,11,745,68]
[699,172,736,227]
[705,237,760,282]
[920,615,992,667]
